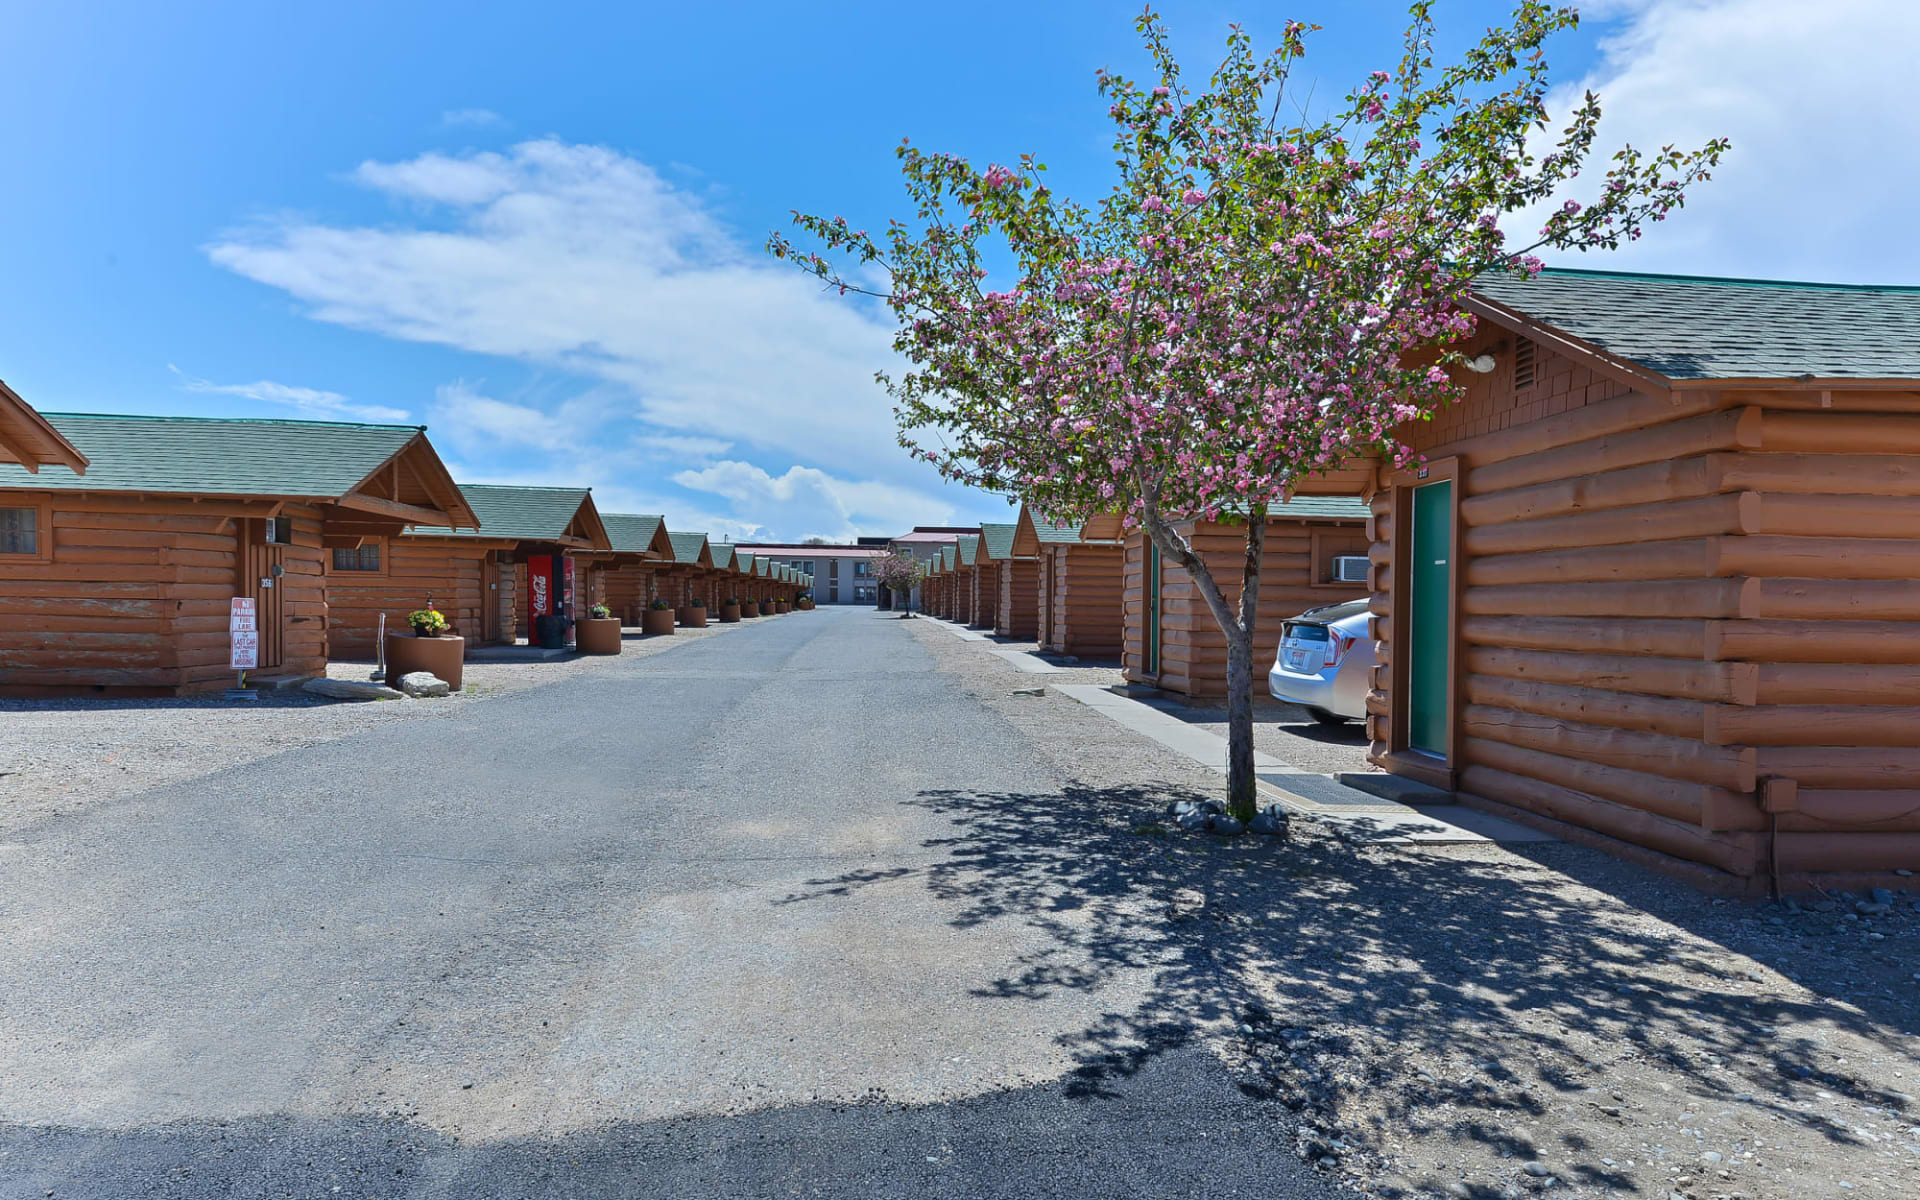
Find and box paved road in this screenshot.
[0,609,1330,1198]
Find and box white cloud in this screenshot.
[674,459,963,541]
[1528,0,1920,281]
[205,139,908,478]
[634,433,733,460]
[167,364,411,423]
[440,108,504,128]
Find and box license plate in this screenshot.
[1284,644,1313,671]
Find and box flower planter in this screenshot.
[640,608,677,635]
[576,617,623,655]
[385,633,465,691]
[798,598,815,610]
[719,603,742,623]
[677,605,709,628]
[775,600,790,613]
[741,601,761,618]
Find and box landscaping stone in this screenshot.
[302,678,404,701]
[1175,808,1211,832]
[1210,814,1246,835]
[1248,807,1292,837]
[1870,887,1894,905]
[396,672,452,698]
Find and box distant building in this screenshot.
[888,526,980,611]
[737,542,889,605]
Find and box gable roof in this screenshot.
[432,484,605,545]
[940,544,957,571]
[1012,505,1085,556]
[976,522,1018,562]
[0,381,87,474]
[955,533,980,567]
[3,412,474,526]
[1469,267,1920,383]
[667,531,713,567]
[707,541,738,572]
[1267,497,1371,521]
[601,512,672,558]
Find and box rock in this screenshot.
[1447,1184,1472,1199]
[1167,799,1203,817]
[1316,1156,1337,1169]
[1854,900,1891,916]
[396,672,451,698]
[1169,888,1207,920]
[1522,1161,1551,1178]
[1210,814,1246,835]
[1011,686,1046,697]
[1249,807,1292,837]
[303,678,404,701]
[1896,868,1914,877]
[1871,887,1894,905]
[1176,808,1211,832]
[1701,1151,1723,1165]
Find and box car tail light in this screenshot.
[1324,630,1352,668]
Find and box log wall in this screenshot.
[1122,516,1368,699]
[995,558,1039,638]
[1370,332,1920,880]
[603,563,659,624]
[1040,544,1122,656]
[326,539,489,658]
[0,497,328,694]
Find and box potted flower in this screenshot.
[719,595,743,623]
[576,602,623,655]
[385,605,464,690]
[774,596,790,613]
[741,597,761,618]
[676,595,709,628]
[797,589,815,611]
[641,597,677,635]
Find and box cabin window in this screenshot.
[0,506,37,555]
[332,543,382,572]
[1513,336,1538,390]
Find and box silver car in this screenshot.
[1267,598,1373,726]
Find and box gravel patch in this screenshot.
[907,616,1920,1200]
[0,620,751,838]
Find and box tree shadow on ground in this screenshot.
[781,781,1918,1196]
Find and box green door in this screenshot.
[1408,481,1453,755]
[1144,541,1162,676]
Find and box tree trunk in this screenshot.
[1140,502,1269,824]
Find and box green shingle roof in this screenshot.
[435,484,594,541]
[976,523,1019,561]
[602,512,667,555]
[667,531,710,565]
[734,551,755,575]
[3,413,421,497]
[1267,497,1371,520]
[1471,268,1920,381]
[956,534,979,567]
[1031,519,1082,546]
[708,542,738,571]
[940,545,957,570]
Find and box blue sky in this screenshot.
[1,1,1913,540]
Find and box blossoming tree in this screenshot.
[872,551,925,616]
[772,2,1725,822]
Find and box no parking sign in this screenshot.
[230,597,258,671]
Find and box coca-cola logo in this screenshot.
[532,574,549,613]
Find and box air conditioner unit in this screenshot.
[1331,555,1371,583]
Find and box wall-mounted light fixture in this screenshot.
[1464,354,1497,374]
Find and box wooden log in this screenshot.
[1463,492,1756,557]
[1422,386,1726,469]
[1759,410,1920,454]
[1752,493,1920,537]
[1461,736,1762,830]
[1457,764,1764,873]
[1726,388,1920,412]
[1464,578,1758,619]
[1468,646,1755,703]
[1756,663,1920,705]
[1704,704,1920,748]
[1758,579,1920,620]
[1461,703,1757,790]
[1460,454,1730,527]
[1755,747,1920,789]
[1782,790,1920,831]
[1716,619,1920,664]
[1465,538,1719,587]
[1717,535,1920,580]
[1719,452,1920,495]
[1771,831,1920,873]
[1466,407,1761,496]
[1461,614,1710,658]
[1466,672,1707,737]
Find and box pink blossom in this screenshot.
[1180,189,1207,206]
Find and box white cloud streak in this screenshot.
[167,365,412,423]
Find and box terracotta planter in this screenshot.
[741,601,761,618]
[576,617,623,655]
[641,608,677,635]
[719,603,742,623]
[677,605,709,628]
[775,600,790,613]
[798,598,815,610]
[385,633,465,691]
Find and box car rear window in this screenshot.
[1283,622,1330,641]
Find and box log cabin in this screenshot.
[599,514,675,624]
[654,532,714,610]
[706,543,740,608]
[1,412,473,694]
[1360,267,1920,889]
[732,551,758,608]
[931,544,957,618]
[1122,498,1372,700]
[971,522,1037,639]
[330,484,609,655]
[1015,507,1126,658]
[951,533,982,626]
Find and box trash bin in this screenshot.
[533,612,569,649]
